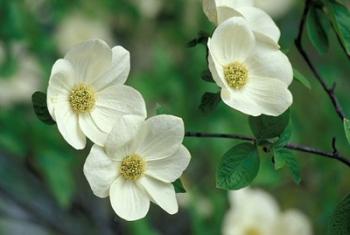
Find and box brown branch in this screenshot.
[294,0,346,121]
[185,131,350,168]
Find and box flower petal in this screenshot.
[110,177,150,221]
[93,84,147,133]
[64,39,112,84]
[92,46,131,91]
[79,113,107,146]
[202,0,218,24]
[245,41,293,85]
[83,145,118,198]
[220,88,262,116]
[275,210,313,235]
[145,145,191,183]
[245,75,293,116]
[208,46,226,88]
[134,115,185,161]
[47,59,74,120]
[236,7,280,45]
[54,102,86,149]
[139,176,178,215]
[105,115,145,161]
[208,17,255,65]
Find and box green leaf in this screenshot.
[325,1,350,56]
[201,69,215,83]
[199,92,221,113]
[187,31,209,47]
[249,110,290,141]
[344,118,350,144]
[293,68,311,89]
[173,178,186,193]
[32,92,56,125]
[328,193,350,235]
[274,125,292,149]
[274,149,301,184]
[36,150,76,208]
[216,143,260,190]
[306,6,330,54]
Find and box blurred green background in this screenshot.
[0,0,350,234]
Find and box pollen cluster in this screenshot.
[120,154,146,181]
[69,83,96,113]
[223,62,248,89]
[245,228,261,235]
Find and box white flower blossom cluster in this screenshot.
[46,39,191,221]
[203,0,293,116]
[223,188,313,235]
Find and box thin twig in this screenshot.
[295,0,346,121]
[185,131,350,168]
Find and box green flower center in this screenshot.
[245,228,261,235]
[120,154,146,181]
[223,62,248,89]
[69,83,96,113]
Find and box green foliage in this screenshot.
[216,143,260,190]
[306,6,330,54]
[344,118,350,145]
[199,92,221,113]
[36,150,76,208]
[273,149,301,184]
[249,110,290,141]
[128,219,159,235]
[328,193,350,235]
[201,69,215,83]
[32,92,56,125]
[273,125,292,149]
[325,1,350,56]
[187,31,209,48]
[173,178,186,193]
[293,68,311,89]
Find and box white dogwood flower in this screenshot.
[83,114,191,221]
[208,17,292,116]
[255,0,295,19]
[0,43,42,107]
[202,0,280,45]
[55,12,114,54]
[47,39,147,149]
[223,188,313,235]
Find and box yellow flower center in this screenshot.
[69,83,96,113]
[245,228,261,235]
[224,62,248,89]
[120,154,146,181]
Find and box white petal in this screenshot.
[237,7,280,45]
[219,0,254,8]
[54,102,86,149]
[47,59,75,120]
[105,115,145,161]
[110,177,150,221]
[208,17,255,65]
[202,0,217,24]
[139,176,178,215]
[134,115,185,161]
[92,46,131,91]
[275,210,313,235]
[79,113,107,146]
[245,76,293,116]
[245,42,293,85]
[216,6,241,25]
[146,145,191,183]
[220,88,262,116]
[208,49,226,88]
[83,145,118,198]
[64,39,112,84]
[93,84,147,132]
